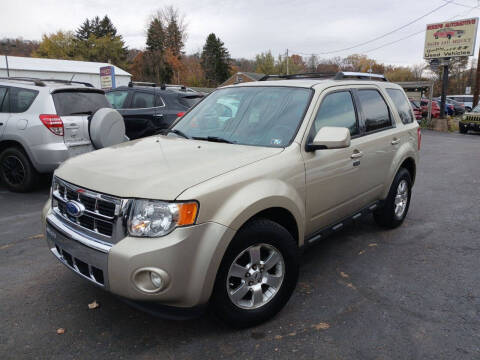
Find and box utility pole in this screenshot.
[440,60,449,119]
[286,49,289,75]
[473,48,480,108]
[1,40,16,78]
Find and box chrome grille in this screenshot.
[52,177,127,243]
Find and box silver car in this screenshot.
[0,78,112,192]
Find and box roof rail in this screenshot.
[334,72,388,81]
[128,81,156,87]
[0,77,46,86]
[40,79,94,87]
[257,71,388,82]
[258,73,336,81]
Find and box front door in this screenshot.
[303,89,370,235]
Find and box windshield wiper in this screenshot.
[193,136,234,144]
[164,129,191,139]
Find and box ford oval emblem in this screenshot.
[65,201,85,218]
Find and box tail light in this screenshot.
[176,112,186,118]
[39,114,64,136]
[417,127,421,151]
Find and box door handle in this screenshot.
[391,139,400,145]
[350,151,363,159]
[153,114,164,118]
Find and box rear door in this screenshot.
[0,86,9,138]
[353,87,398,198]
[52,89,111,154]
[122,90,157,139]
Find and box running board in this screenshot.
[305,200,382,246]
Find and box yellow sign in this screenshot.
[424,17,478,59]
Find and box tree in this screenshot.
[255,51,276,74]
[76,15,118,41]
[159,6,187,57]
[33,31,80,60]
[146,18,165,52]
[201,33,231,86]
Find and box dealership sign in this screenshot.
[424,17,479,59]
[100,65,116,89]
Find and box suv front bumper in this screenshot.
[43,203,235,308]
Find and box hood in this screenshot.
[55,135,283,200]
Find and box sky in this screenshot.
[2,0,480,67]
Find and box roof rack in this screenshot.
[258,71,388,82]
[334,72,387,81]
[40,79,94,87]
[128,81,157,87]
[0,77,46,86]
[258,73,336,81]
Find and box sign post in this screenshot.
[424,17,478,124]
[100,66,116,90]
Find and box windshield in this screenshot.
[171,86,312,147]
[472,104,480,112]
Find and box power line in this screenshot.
[292,0,453,56]
[363,5,479,53]
[294,2,479,57]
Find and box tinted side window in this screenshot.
[130,92,155,108]
[10,87,39,113]
[386,88,414,124]
[357,90,391,132]
[313,91,358,136]
[0,87,7,113]
[52,90,111,116]
[106,90,129,109]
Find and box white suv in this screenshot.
[0,78,122,192]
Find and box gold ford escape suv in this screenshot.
[42,72,420,327]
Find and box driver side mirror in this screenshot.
[306,126,351,152]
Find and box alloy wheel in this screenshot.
[1,155,26,186]
[226,243,285,309]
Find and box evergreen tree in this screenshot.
[76,15,118,41]
[144,18,171,83]
[201,33,230,86]
[146,18,165,52]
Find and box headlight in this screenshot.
[128,200,198,237]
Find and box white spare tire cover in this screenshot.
[90,108,126,149]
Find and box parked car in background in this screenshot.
[448,95,473,111]
[0,77,124,192]
[43,72,420,327]
[420,99,440,118]
[106,82,204,140]
[459,104,480,133]
[409,99,423,120]
[433,97,463,115]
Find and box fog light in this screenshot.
[150,271,163,288]
[132,267,170,294]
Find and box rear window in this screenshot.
[52,90,111,116]
[386,88,414,124]
[178,95,204,108]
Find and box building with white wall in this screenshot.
[0,56,131,89]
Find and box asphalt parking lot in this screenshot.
[1,130,479,359]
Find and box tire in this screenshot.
[459,123,468,134]
[0,147,39,192]
[210,218,299,328]
[374,168,412,229]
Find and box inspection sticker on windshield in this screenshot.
[271,139,282,145]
